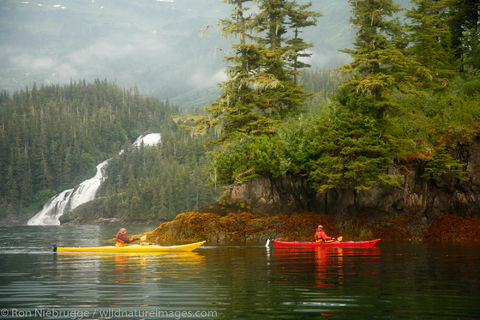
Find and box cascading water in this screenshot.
[27,133,161,226]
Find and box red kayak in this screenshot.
[272,239,381,248]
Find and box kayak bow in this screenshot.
[272,239,381,248]
[54,241,206,253]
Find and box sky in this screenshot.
[0,0,353,106]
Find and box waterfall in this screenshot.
[27,161,108,226]
[27,133,161,226]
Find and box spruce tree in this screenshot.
[206,0,273,140]
[286,1,321,84]
[339,0,426,118]
[448,0,480,69]
[405,0,456,86]
[204,0,320,141]
[252,0,315,119]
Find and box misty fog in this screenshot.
[0,0,353,108]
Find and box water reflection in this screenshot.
[272,247,381,288]
[55,251,205,283]
[1,226,479,319]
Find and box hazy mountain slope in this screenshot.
[0,0,406,108]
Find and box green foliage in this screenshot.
[386,72,480,177]
[0,80,220,223]
[207,0,480,192]
[338,0,427,118]
[199,0,319,143]
[0,80,178,218]
[389,72,480,149]
[422,147,467,181]
[307,105,399,192]
[405,0,456,85]
[212,134,289,185]
[98,131,221,222]
[212,69,480,190]
[448,0,480,70]
[279,103,399,192]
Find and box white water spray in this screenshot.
[27,133,161,225]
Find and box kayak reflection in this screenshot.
[55,251,206,283]
[273,247,381,288]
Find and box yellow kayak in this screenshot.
[54,241,206,253]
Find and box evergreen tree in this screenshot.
[0,80,179,219]
[206,0,272,140]
[199,0,320,145]
[252,0,315,119]
[339,0,427,118]
[308,106,398,192]
[448,0,480,69]
[285,1,322,84]
[405,0,456,85]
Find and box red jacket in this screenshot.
[314,228,332,242]
[116,233,134,244]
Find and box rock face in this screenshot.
[222,139,480,222]
[147,140,480,244]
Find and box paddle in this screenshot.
[132,235,147,242]
[324,236,343,243]
[131,235,152,245]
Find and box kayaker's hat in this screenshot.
[318,225,323,229]
[118,228,126,234]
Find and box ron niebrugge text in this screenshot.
[0,308,218,319]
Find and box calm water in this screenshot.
[0,225,479,320]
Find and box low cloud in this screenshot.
[309,50,351,69]
[5,33,170,87]
[69,34,167,68]
[190,67,227,87]
[11,54,56,70]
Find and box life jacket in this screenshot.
[314,228,332,242]
[116,233,130,246]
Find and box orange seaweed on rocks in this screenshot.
[424,214,480,243]
[216,212,259,242]
[149,211,219,243]
[370,213,424,241]
[147,211,337,244]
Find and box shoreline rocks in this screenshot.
[146,211,480,244]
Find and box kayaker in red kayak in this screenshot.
[314,225,336,243]
[115,228,140,247]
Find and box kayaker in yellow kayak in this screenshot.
[115,228,140,247]
[314,225,336,243]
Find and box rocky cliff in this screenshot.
[147,140,480,244]
[223,139,480,222]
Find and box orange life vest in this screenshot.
[314,228,332,242]
[116,233,131,246]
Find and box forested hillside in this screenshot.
[0,80,220,223]
[60,128,221,224]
